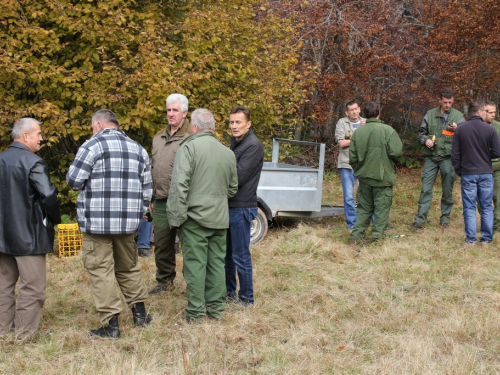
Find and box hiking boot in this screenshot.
[148,281,173,295]
[412,222,423,229]
[89,314,120,339]
[138,248,151,257]
[131,302,152,327]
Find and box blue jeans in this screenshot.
[137,218,153,249]
[461,174,494,243]
[225,207,257,303]
[339,168,356,228]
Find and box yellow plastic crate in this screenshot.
[58,223,83,257]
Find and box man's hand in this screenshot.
[425,139,434,148]
[338,139,350,148]
[447,122,457,131]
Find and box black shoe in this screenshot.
[148,281,173,295]
[236,297,254,307]
[89,314,120,339]
[138,248,151,257]
[412,222,423,229]
[131,302,152,327]
[441,222,449,228]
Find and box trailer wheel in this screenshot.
[250,208,268,245]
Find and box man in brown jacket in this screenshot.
[149,93,190,294]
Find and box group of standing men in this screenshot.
[0,93,263,340]
[336,89,500,244]
[414,88,500,244]
[150,95,263,324]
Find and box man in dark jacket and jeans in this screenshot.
[451,99,500,244]
[225,106,264,305]
[0,118,61,340]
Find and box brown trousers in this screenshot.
[82,233,148,324]
[0,253,46,339]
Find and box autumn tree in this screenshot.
[415,0,500,105]
[280,0,500,144]
[0,0,305,211]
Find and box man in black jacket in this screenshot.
[0,118,61,340]
[225,106,264,306]
[451,99,500,244]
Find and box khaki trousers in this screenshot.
[82,233,148,324]
[0,253,46,339]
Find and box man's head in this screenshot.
[166,93,189,130]
[229,106,252,141]
[468,99,486,118]
[190,108,215,134]
[484,101,497,124]
[91,109,120,134]
[345,100,361,122]
[12,117,43,153]
[438,87,455,113]
[362,102,380,119]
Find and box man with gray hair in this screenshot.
[0,118,61,340]
[67,109,153,338]
[167,108,238,322]
[149,93,190,295]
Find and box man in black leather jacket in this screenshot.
[0,117,61,340]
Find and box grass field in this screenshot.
[2,168,500,374]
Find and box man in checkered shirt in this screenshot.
[67,109,153,339]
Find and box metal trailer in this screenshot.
[250,138,345,244]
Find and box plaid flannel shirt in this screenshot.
[66,128,152,234]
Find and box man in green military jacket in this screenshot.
[349,102,403,243]
[412,88,465,228]
[484,101,500,231]
[167,108,238,322]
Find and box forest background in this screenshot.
[1,0,500,212]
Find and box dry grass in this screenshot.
[2,168,500,374]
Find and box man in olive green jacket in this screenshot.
[167,108,238,322]
[349,102,403,243]
[413,88,465,228]
[149,93,190,295]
